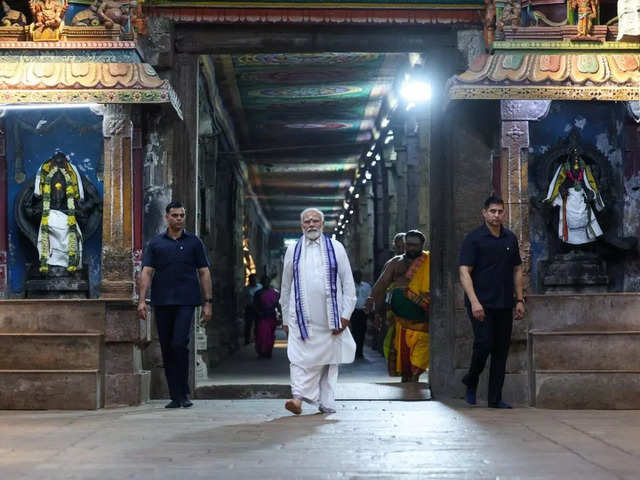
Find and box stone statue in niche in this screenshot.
[15,152,102,297]
[533,130,637,292]
[543,145,605,245]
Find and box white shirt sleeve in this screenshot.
[335,241,357,319]
[279,245,294,326]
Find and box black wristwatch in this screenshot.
[204,298,213,303]
[516,298,525,304]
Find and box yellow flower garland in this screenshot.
[38,159,81,274]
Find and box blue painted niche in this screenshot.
[5,108,103,297]
[528,101,637,293]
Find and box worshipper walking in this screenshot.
[280,208,357,415]
[137,201,212,409]
[253,275,281,358]
[241,274,262,345]
[366,230,430,383]
[350,270,372,359]
[459,195,525,409]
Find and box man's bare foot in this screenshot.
[285,398,302,415]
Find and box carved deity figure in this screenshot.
[71,0,100,26]
[570,0,598,37]
[97,0,128,29]
[29,0,68,29]
[1,0,27,26]
[617,0,640,39]
[497,0,522,33]
[544,147,604,245]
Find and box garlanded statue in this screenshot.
[1,0,27,26]
[544,146,604,245]
[569,0,598,37]
[15,152,101,278]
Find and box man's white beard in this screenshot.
[305,229,321,240]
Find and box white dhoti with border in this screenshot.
[290,363,339,409]
[280,235,357,413]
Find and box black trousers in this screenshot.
[350,308,368,357]
[244,306,257,344]
[462,308,513,405]
[155,305,195,401]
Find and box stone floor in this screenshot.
[4,399,640,479]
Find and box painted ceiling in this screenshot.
[214,52,408,235]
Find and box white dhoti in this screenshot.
[280,235,357,413]
[290,363,338,409]
[37,209,83,268]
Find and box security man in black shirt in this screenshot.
[459,195,525,409]
[138,201,212,409]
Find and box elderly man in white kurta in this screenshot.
[280,208,357,415]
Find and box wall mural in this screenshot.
[5,108,103,297]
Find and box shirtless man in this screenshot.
[366,230,430,382]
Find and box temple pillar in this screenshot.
[100,104,135,299]
[0,119,6,298]
[500,100,551,287]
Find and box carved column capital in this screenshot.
[103,104,132,138]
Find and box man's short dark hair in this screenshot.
[405,230,425,245]
[166,201,184,213]
[483,195,504,209]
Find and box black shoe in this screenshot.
[181,398,193,408]
[165,400,181,409]
[488,401,512,409]
[465,387,477,406]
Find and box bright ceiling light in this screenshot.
[400,78,431,103]
[384,136,393,145]
[375,154,381,161]
[349,210,354,215]
[371,160,377,167]
[366,151,373,158]
[339,214,344,220]
[365,171,372,180]
[381,117,390,128]
[354,193,360,199]
[349,185,355,193]
[345,220,349,224]
[0,103,99,111]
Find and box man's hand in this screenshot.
[200,303,212,325]
[471,301,486,321]
[137,300,147,320]
[514,301,526,320]
[332,317,350,335]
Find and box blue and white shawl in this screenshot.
[292,234,340,341]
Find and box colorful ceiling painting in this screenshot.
[214,51,407,232]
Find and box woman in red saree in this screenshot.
[253,275,281,358]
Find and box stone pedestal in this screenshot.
[0,299,150,409]
[542,251,609,293]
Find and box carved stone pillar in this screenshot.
[0,120,6,298]
[100,104,135,299]
[500,100,551,288]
